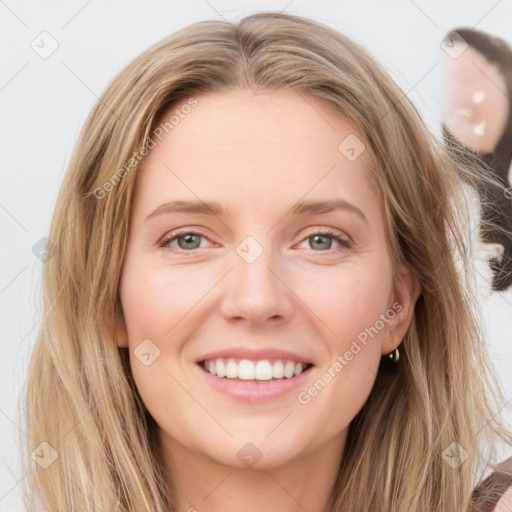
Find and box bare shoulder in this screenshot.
[493,484,512,511]
[471,458,512,512]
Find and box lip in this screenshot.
[195,362,314,403]
[195,347,314,365]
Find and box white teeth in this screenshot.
[255,360,272,380]
[225,358,238,378]
[238,359,255,380]
[284,361,295,378]
[272,360,284,378]
[216,359,226,378]
[202,358,309,381]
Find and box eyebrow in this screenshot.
[145,198,368,224]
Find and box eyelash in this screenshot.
[158,229,352,255]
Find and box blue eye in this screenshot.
[159,229,352,255]
[298,230,352,252]
[159,231,209,251]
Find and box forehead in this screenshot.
[152,89,366,163]
[132,89,380,222]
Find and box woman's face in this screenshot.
[116,89,419,470]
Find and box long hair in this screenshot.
[22,12,512,511]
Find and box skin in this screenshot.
[442,43,509,153]
[114,89,420,512]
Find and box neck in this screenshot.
[159,429,347,512]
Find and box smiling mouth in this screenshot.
[199,358,314,381]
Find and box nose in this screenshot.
[219,239,294,327]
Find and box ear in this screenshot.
[381,265,422,355]
[105,306,129,349]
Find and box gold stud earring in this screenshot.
[384,330,399,363]
[387,347,400,363]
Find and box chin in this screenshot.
[203,432,309,470]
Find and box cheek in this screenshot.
[295,271,389,439]
[119,260,207,341]
[295,257,392,347]
[292,258,392,411]
[118,260,214,420]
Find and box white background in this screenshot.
[1,1,511,510]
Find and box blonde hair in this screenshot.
[22,12,512,511]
